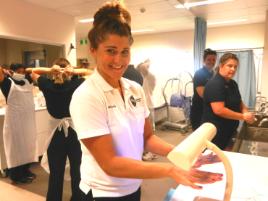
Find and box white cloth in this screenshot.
[172,151,268,201]
[3,78,37,168]
[142,72,156,109]
[70,70,150,198]
[40,117,74,175]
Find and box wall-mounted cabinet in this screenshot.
[0,38,64,67]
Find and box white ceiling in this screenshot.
[22,0,268,38]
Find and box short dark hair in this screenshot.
[203,48,217,60]
[10,63,25,71]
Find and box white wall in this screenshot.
[130,23,265,107]
[76,39,91,65]
[207,23,264,49]
[132,30,194,107]
[75,22,265,107]
[0,0,77,65]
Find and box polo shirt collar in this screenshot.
[216,73,229,83]
[203,66,213,73]
[90,70,113,92]
[121,78,132,91]
[91,70,130,92]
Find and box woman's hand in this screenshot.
[169,166,223,189]
[2,68,13,77]
[63,65,74,80]
[30,71,40,82]
[25,68,33,73]
[51,65,64,84]
[51,65,62,74]
[0,67,14,82]
[193,153,221,168]
[64,65,74,75]
[0,67,4,82]
[243,112,255,124]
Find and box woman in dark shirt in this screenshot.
[190,49,217,130]
[202,53,255,150]
[29,58,91,201]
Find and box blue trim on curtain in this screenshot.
[216,50,256,108]
[194,17,207,72]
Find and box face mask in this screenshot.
[12,73,25,81]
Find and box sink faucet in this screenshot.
[258,118,268,127]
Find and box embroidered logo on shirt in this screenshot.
[129,96,142,107]
[136,98,141,103]
[129,96,136,107]
[108,105,116,109]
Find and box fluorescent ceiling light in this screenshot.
[208,19,248,25]
[131,29,154,33]
[175,0,233,9]
[79,18,94,23]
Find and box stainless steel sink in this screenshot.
[250,115,268,127]
[232,120,268,152]
[243,126,268,141]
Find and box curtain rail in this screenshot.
[215,47,263,52]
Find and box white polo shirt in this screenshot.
[70,70,150,198]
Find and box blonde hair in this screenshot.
[51,58,72,84]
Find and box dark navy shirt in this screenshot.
[191,67,213,112]
[37,76,84,119]
[203,73,241,130]
[123,65,143,85]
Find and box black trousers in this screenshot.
[212,127,237,150]
[80,187,141,201]
[46,127,83,201]
[190,108,202,131]
[9,163,30,181]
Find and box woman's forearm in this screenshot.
[103,156,173,179]
[240,102,249,113]
[143,118,174,156]
[33,67,52,74]
[145,135,174,157]
[27,67,51,74]
[215,107,244,121]
[73,68,93,75]
[0,68,5,82]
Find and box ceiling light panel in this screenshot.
[207,18,248,25]
[175,0,234,9]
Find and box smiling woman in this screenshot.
[70,1,223,201]
[90,34,131,88]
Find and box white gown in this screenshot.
[3,78,38,168]
[41,117,73,180]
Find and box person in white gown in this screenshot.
[0,63,37,184]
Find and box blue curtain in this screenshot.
[216,50,256,108]
[193,17,207,72]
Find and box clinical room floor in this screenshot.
[0,128,188,201]
[1,127,268,201]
